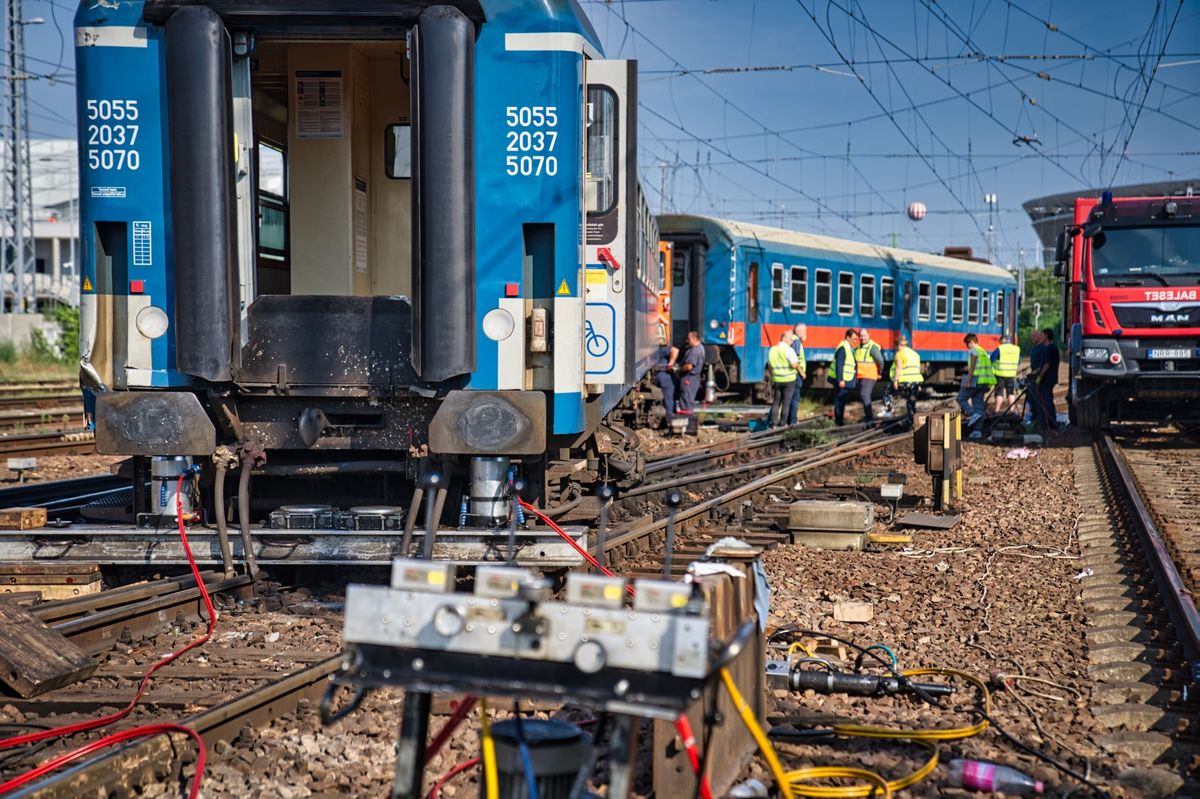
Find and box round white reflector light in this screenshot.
[135,306,170,339]
[482,308,515,341]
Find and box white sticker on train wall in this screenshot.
[295,71,343,139]
[505,105,559,177]
[132,221,152,266]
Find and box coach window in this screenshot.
[951,286,964,323]
[837,273,854,316]
[935,284,948,322]
[748,261,759,323]
[967,287,979,324]
[789,266,808,312]
[918,281,931,321]
[880,277,895,318]
[770,263,785,312]
[815,269,832,314]
[996,291,1005,326]
[982,290,990,326]
[585,87,617,215]
[859,275,876,318]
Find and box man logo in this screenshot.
[1149,313,1191,323]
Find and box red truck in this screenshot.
[1054,192,1200,429]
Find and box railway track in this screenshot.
[0,573,339,799]
[0,409,85,434]
[0,394,81,413]
[1074,427,1199,789]
[606,425,910,570]
[0,418,916,796]
[0,430,96,458]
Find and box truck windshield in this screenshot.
[1091,225,1200,285]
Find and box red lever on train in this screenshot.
[598,247,621,270]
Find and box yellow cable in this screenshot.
[479,697,499,799]
[832,668,990,742]
[720,667,795,799]
[784,739,937,798]
[787,766,893,799]
[777,668,989,798]
[788,642,816,659]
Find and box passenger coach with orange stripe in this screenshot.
[658,215,1019,394]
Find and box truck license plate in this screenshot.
[1147,349,1191,359]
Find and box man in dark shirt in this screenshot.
[1037,327,1060,429]
[678,331,705,413]
[653,342,679,425]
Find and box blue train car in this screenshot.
[659,215,1018,390]
[72,0,660,539]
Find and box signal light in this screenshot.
[1109,352,1121,365]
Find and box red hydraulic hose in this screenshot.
[0,476,213,798]
[425,695,478,762]
[517,499,635,596]
[427,757,480,799]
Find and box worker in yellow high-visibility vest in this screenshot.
[888,334,924,421]
[832,328,861,426]
[957,333,996,438]
[787,323,808,425]
[853,328,884,423]
[766,330,800,428]
[990,334,1021,416]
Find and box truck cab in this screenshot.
[1056,193,1200,428]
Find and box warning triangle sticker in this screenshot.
[82,276,93,292]
[556,279,571,296]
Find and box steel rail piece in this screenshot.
[1099,434,1200,686]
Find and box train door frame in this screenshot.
[742,244,765,383]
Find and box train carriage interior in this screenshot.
[248,40,413,299]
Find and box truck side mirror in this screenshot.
[1053,230,1068,262]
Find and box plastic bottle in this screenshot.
[946,759,1044,795]
[458,496,469,528]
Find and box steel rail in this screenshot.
[0,431,96,457]
[1099,434,1200,683]
[7,657,340,799]
[0,394,81,412]
[0,475,129,516]
[632,424,886,498]
[644,418,872,476]
[606,430,911,554]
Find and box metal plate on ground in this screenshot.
[896,512,962,530]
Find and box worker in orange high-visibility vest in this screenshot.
[853,328,884,423]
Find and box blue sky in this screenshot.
[21,0,1200,267]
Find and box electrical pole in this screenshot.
[1018,247,1026,304]
[2,0,39,314]
[984,192,998,265]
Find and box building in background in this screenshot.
[1024,178,1200,266]
[0,139,78,345]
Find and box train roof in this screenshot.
[659,214,1015,282]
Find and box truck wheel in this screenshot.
[1075,380,1106,431]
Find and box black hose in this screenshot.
[237,464,260,579]
[213,462,235,576]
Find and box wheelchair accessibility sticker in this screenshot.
[585,302,616,375]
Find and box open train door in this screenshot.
[583,59,636,385]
